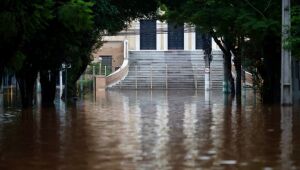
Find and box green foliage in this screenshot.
[291,6,300,58]
[161,0,284,102]
[77,79,93,93]
[8,51,26,71]
[160,0,284,64]
[58,0,94,32]
[0,0,54,71]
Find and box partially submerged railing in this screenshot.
[105,40,129,87]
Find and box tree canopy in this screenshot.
[160,0,288,103]
[1,0,159,107]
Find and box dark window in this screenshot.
[101,56,112,68]
[196,29,212,51]
[100,56,113,75]
[196,30,204,49]
[140,19,156,50]
[168,23,184,50]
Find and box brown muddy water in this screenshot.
[0,89,300,170]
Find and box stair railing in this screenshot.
[106,40,129,87]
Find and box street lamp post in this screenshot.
[98,57,102,75]
[203,34,212,91]
[281,0,292,105]
[62,63,71,101]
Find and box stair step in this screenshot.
[109,50,224,90]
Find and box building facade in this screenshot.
[93,20,223,89]
[96,20,219,52]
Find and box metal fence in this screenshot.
[76,64,114,94]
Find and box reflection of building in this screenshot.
[93,20,223,89]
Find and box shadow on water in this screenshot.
[0,89,300,170]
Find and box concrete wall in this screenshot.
[92,41,124,71]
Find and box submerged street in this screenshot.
[0,90,300,170]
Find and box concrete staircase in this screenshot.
[109,50,224,89]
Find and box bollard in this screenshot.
[99,64,102,75]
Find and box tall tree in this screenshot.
[161,0,282,103]
[63,0,159,100]
[0,0,53,107]
[290,1,300,58]
[1,0,159,108]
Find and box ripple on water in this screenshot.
[207,150,217,155]
[0,90,300,170]
[219,160,237,165]
[197,156,211,161]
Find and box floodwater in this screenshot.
[0,89,300,170]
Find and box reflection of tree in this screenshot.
[195,93,213,167]
[0,109,38,169]
[221,95,235,160]
[166,91,187,169]
[39,108,60,166]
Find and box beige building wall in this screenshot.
[98,20,220,54]
[92,41,124,71]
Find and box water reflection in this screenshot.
[0,90,299,170]
[280,107,293,170]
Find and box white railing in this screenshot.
[106,40,129,87]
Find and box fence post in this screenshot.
[194,66,197,89]
[165,64,168,89]
[93,66,95,93]
[151,65,153,89]
[99,64,102,75]
[135,65,138,89]
[104,66,107,76]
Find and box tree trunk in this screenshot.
[210,30,235,95]
[224,50,235,95]
[234,55,242,96]
[0,68,3,90]
[15,66,38,108]
[62,56,90,100]
[40,70,58,107]
[260,35,281,103]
